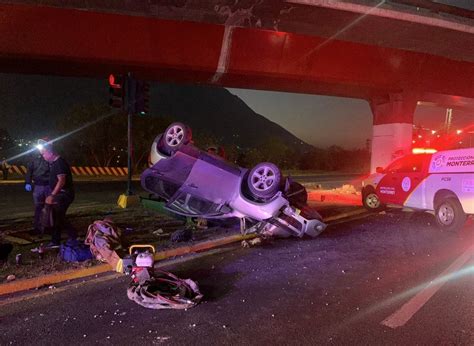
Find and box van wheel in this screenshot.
[434,197,467,232]
[362,187,385,212]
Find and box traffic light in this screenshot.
[108,74,124,109]
[135,81,150,116]
[108,74,150,115]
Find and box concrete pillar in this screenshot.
[369,93,417,173]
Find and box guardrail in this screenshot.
[7,165,128,177]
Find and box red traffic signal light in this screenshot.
[108,74,124,109]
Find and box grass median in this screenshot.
[0,203,240,283]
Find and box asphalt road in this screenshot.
[1,210,472,345]
[0,174,358,221]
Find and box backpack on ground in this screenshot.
[59,239,93,262]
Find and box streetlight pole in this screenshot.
[127,103,133,196]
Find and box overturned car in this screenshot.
[141,122,326,238]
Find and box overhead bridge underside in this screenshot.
[0,3,472,101]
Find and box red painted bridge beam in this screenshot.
[0,4,472,99]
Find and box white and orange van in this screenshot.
[362,148,474,232]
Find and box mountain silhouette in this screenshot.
[153,83,313,152]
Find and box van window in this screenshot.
[387,155,423,173]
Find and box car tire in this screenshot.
[159,122,192,155]
[362,187,385,212]
[434,197,467,232]
[247,162,281,201]
[285,181,308,208]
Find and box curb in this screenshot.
[323,209,367,222]
[0,209,369,297]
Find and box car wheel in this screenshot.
[434,197,467,232]
[247,162,281,201]
[362,187,385,212]
[285,181,308,208]
[159,122,192,155]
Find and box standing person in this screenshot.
[25,148,50,234]
[38,140,76,247]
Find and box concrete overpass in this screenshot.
[0,0,473,170]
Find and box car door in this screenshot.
[376,155,426,206]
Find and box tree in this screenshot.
[0,128,13,153]
[259,136,294,169]
[132,115,173,171]
[55,104,127,167]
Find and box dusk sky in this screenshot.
[228,88,472,148]
[228,88,372,149]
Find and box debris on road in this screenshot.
[152,228,164,236]
[170,228,193,242]
[332,184,359,195]
[125,245,202,309]
[250,238,262,246]
[241,237,263,248]
[127,270,203,310]
[6,274,16,282]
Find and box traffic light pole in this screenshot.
[112,72,143,207]
[126,106,133,196]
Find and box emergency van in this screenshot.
[361,148,474,232]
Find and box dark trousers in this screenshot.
[0,243,13,261]
[51,193,76,244]
[33,184,51,231]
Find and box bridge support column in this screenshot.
[369,93,417,173]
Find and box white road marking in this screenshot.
[381,244,474,329]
